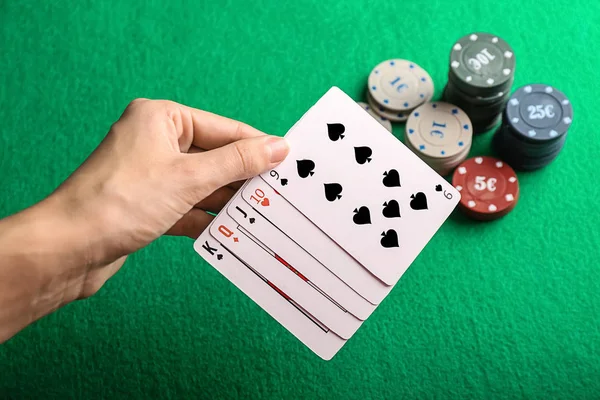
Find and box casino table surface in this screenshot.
[1,1,599,399]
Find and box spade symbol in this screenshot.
[435,184,442,192]
[380,230,399,248]
[352,206,371,225]
[296,159,315,178]
[249,218,256,224]
[217,254,223,260]
[410,192,428,210]
[354,146,373,165]
[382,169,401,187]
[382,200,401,218]
[327,123,346,141]
[281,178,288,186]
[324,183,343,202]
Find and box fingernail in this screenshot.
[266,137,290,163]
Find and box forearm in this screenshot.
[0,196,92,343]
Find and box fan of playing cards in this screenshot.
[194,87,460,360]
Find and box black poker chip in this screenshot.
[492,84,573,171]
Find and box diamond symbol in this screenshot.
[510,98,519,106]
[492,37,499,43]
[505,51,513,58]
[545,86,553,93]
[475,157,483,164]
[524,86,532,93]
[511,117,519,124]
[488,204,498,212]
[456,185,463,191]
[562,99,570,105]
[503,69,511,76]
[564,117,572,124]
[458,166,467,175]
[505,194,514,202]
[453,43,462,51]
[495,161,504,168]
[451,61,460,68]
[509,177,517,183]
[470,34,478,41]
[487,78,494,85]
[468,200,476,208]
[528,130,537,137]
[466,76,473,82]
[549,130,558,137]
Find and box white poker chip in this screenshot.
[357,102,393,132]
[368,59,434,112]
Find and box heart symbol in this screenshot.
[409,192,428,210]
[354,146,373,165]
[382,200,401,218]
[380,230,399,248]
[217,254,223,260]
[261,198,270,207]
[327,123,345,141]
[296,159,316,178]
[435,184,442,192]
[281,178,288,186]
[382,169,401,187]
[352,206,371,225]
[249,218,255,224]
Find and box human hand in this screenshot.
[52,99,289,298]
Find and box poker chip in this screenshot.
[357,101,393,132]
[443,33,516,134]
[452,156,519,221]
[449,33,515,93]
[365,91,411,122]
[367,59,434,112]
[404,102,473,176]
[505,84,573,142]
[492,84,573,171]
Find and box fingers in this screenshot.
[195,185,235,213]
[184,135,289,197]
[180,104,270,150]
[166,208,214,239]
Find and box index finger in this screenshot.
[180,104,267,150]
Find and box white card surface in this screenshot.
[261,86,460,285]
[194,225,346,360]
[226,190,375,320]
[209,211,363,340]
[242,177,391,305]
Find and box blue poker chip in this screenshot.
[505,84,573,143]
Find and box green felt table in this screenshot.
[1,1,600,398]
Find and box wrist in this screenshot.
[0,195,94,324]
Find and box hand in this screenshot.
[52,98,289,298]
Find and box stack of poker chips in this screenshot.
[442,32,516,134]
[366,59,434,123]
[404,102,473,176]
[492,84,573,171]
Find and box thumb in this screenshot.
[190,135,289,195]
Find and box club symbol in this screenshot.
[296,159,315,178]
[354,146,373,165]
[352,206,371,225]
[327,123,345,141]
[380,230,399,248]
[382,200,401,218]
[324,183,343,202]
[382,169,401,187]
[410,192,428,210]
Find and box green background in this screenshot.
[1,0,599,398]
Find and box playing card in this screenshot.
[241,176,392,306]
[209,211,363,340]
[261,86,460,285]
[194,224,346,360]
[226,189,375,320]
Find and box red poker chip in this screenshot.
[452,156,520,221]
